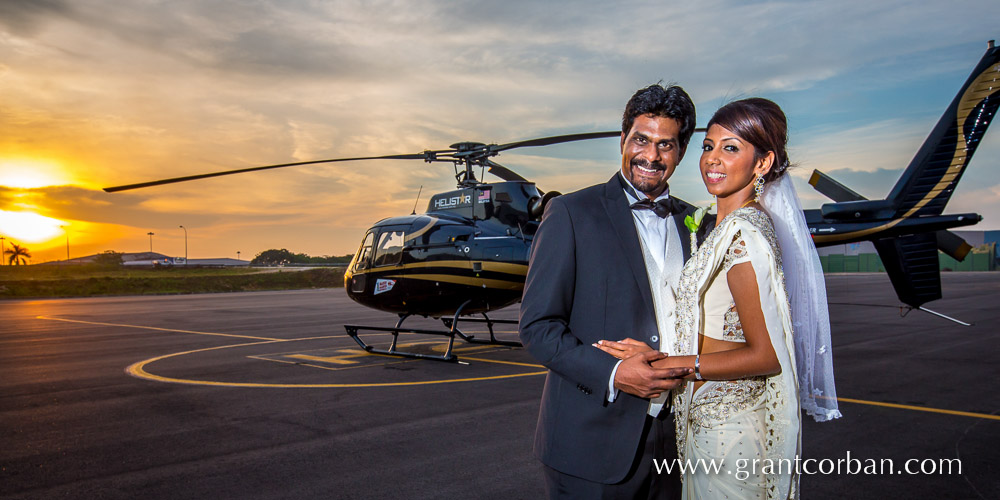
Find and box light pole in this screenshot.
[0,236,5,266]
[179,225,187,264]
[147,232,155,253]
[237,251,241,262]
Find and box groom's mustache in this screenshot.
[631,158,666,171]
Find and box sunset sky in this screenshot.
[1,0,998,263]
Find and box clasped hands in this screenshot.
[594,338,691,399]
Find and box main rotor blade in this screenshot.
[492,127,707,154]
[485,160,528,182]
[103,153,433,192]
[492,131,621,153]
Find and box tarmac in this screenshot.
[1,272,998,499]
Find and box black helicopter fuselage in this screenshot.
[344,181,542,317]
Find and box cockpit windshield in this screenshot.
[350,231,375,272]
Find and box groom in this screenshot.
[519,84,713,499]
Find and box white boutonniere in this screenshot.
[683,203,714,255]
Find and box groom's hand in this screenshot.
[594,338,654,359]
[613,351,691,399]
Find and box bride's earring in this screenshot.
[753,174,765,202]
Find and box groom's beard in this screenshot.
[628,157,668,195]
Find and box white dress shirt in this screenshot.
[607,172,681,405]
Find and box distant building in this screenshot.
[38,252,173,265]
[40,253,249,267]
[816,230,999,272]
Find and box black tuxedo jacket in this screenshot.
[518,174,715,483]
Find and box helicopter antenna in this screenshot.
[411,185,423,215]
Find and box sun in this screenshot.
[0,211,68,243]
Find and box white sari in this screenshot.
[672,207,801,500]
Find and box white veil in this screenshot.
[760,174,842,422]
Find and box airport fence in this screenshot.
[819,243,997,273]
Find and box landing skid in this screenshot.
[344,301,522,362]
[900,305,974,327]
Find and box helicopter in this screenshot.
[106,131,623,361]
[105,40,998,361]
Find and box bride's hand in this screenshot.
[593,338,655,360]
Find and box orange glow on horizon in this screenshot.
[0,211,68,244]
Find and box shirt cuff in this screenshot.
[607,359,624,402]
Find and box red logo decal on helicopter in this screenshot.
[374,279,396,295]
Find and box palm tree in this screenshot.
[6,243,31,265]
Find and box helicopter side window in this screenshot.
[419,225,472,246]
[352,231,376,272]
[405,224,474,263]
[373,230,406,267]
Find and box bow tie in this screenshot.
[630,198,676,218]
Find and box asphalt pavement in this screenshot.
[1,273,998,499]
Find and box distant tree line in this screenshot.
[94,251,124,266]
[250,249,353,266]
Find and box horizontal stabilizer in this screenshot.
[820,199,896,220]
[809,170,865,202]
[811,169,973,261]
[873,232,941,308]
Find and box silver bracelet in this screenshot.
[694,355,703,381]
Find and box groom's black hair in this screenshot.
[622,83,697,150]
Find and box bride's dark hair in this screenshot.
[706,98,790,183]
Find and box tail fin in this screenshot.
[887,41,1000,217]
[873,233,941,307]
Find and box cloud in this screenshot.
[0,0,74,36]
[787,118,929,201]
[2,0,999,261]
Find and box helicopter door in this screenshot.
[483,246,512,261]
[348,231,376,293]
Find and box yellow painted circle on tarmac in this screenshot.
[127,338,546,388]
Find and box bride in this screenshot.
[597,98,841,499]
